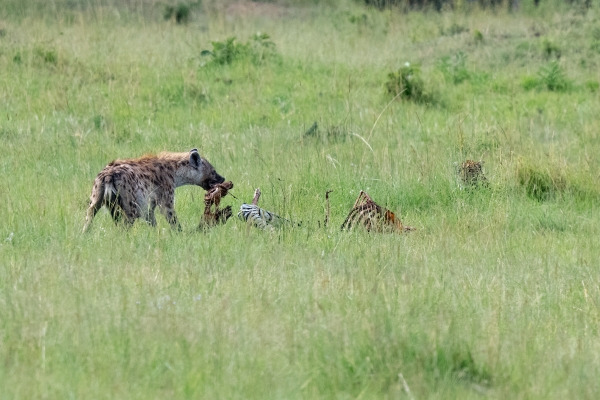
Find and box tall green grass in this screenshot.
[1,1,599,398]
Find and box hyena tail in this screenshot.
[83,173,119,233]
[83,174,106,233]
[102,175,123,223]
[103,177,116,206]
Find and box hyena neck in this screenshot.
[174,173,190,188]
[173,164,199,188]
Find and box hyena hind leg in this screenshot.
[143,201,157,227]
[107,196,137,229]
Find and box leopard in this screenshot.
[456,160,488,188]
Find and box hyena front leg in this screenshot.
[159,202,181,231]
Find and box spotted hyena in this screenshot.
[83,148,225,232]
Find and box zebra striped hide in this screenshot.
[237,203,294,230]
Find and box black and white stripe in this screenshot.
[238,204,291,230]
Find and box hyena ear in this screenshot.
[190,149,201,168]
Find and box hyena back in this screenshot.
[83,148,225,232]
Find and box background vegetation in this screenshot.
[1,0,599,398]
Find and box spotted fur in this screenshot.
[456,160,488,188]
[83,148,224,232]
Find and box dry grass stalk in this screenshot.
[324,189,333,228]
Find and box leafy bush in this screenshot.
[441,23,469,36]
[35,47,57,64]
[585,80,599,92]
[521,61,570,92]
[517,159,600,202]
[541,38,561,59]
[248,33,278,64]
[517,161,566,201]
[520,75,539,91]
[363,0,401,9]
[201,34,278,66]
[538,61,570,91]
[348,13,368,24]
[437,52,470,84]
[433,346,492,386]
[13,47,62,68]
[92,115,107,130]
[364,0,453,11]
[164,2,193,24]
[385,62,432,103]
[201,37,241,65]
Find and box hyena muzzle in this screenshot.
[83,148,225,232]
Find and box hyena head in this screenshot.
[186,148,225,190]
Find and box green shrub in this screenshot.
[518,159,600,203]
[521,62,570,92]
[385,62,431,103]
[441,23,469,36]
[201,34,278,66]
[541,38,561,59]
[248,33,278,65]
[348,13,367,24]
[92,115,106,130]
[517,161,566,201]
[520,75,539,91]
[433,346,491,385]
[537,61,570,91]
[363,0,401,10]
[201,37,243,65]
[437,52,470,84]
[585,80,599,92]
[35,47,57,64]
[164,2,193,24]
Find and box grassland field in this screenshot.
[1,0,600,398]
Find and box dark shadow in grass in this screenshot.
[517,160,600,205]
[533,212,568,233]
[394,182,444,213]
[507,204,568,234]
[432,346,492,387]
[398,335,492,391]
[395,178,493,216]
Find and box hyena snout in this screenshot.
[201,171,225,190]
[189,149,225,190]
